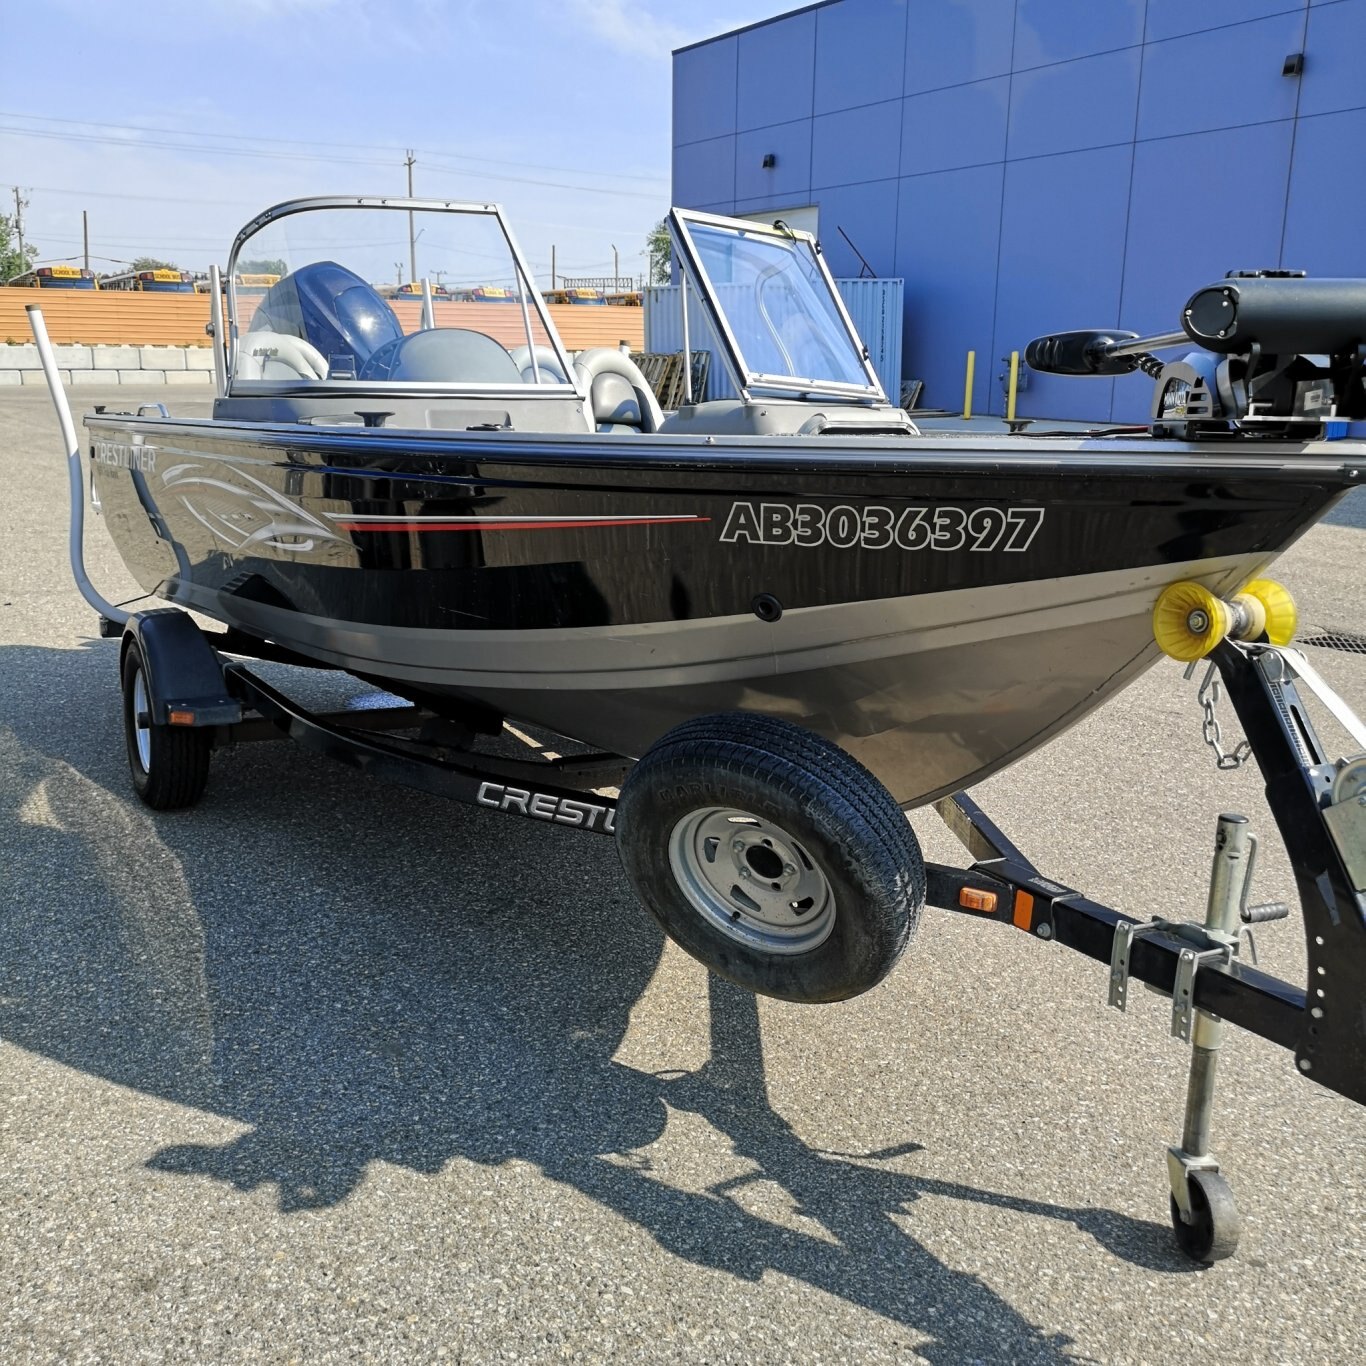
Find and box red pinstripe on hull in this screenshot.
[328,515,711,533]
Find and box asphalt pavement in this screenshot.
[2,384,1364,1364]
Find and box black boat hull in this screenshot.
[86,417,1361,804]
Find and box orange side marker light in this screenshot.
[168,710,196,726]
[1012,890,1035,931]
[958,887,998,914]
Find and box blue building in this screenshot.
[671,0,1366,420]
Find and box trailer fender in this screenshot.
[121,609,242,727]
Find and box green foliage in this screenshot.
[132,256,181,272]
[0,212,38,282]
[647,219,672,287]
[238,257,287,277]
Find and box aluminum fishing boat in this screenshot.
[77,198,1364,806]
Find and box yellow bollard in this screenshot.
[1006,350,1020,424]
[962,350,976,420]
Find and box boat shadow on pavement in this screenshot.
[0,639,1197,1363]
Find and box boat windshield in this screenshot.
[669,210,882,401]
[225,201,572,390]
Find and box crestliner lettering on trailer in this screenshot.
[476,781,616,833]
[719,501,1046,552]
[92,436,157,472]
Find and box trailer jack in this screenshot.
[929,638,1366,1261]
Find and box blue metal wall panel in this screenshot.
[816,179,900,277]
[737,13,817,130]
[735,121,813,200]
[811,101,901,188]
[1136,11,1306,141]
[1283,107,1366,274]
[1007,48,1141,160]
[1112,120,1296,422]
[1144,0,1306,44]
[993,145,1133,419]
[673,36,738,146]
[672,0,1366,422]
[1012,0,1145,69]
[1299,0,1366,117]
[672,136,736,208]
[900,77,1009,175]
[895,163,1004,416]
[903,0,1015,93]
[813,0,907,113]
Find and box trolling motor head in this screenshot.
[1025,269,1366,438]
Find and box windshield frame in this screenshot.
[223,196,581,399]
[667,208,885,404]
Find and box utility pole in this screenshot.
[82,209,89,272]
[12,187,28,264]
[404,150,417,284]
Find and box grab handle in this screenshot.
[25,304,130,626]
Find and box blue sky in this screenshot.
[1,0,791,282]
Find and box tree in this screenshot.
[647,219,672,286]
[0,212,37,282]
[238,256,288,276]
[132,256,181,272]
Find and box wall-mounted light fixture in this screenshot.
[1283,52,1304,76]
[762,153,777,168]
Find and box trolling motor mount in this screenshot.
[1025,269,1366,438]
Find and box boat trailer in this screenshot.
[109,599,1366,1265]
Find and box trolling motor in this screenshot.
[1025,270,1366,438]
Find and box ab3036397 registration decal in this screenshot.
[719,501,1045,552]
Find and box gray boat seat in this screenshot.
[359,328,522,383]
[589,372,642,432]
[233,330,329,381]
[509,344,570,383]
[573,347,662,433]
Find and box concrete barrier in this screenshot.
[0,344,214,385]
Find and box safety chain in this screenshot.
[1195,661,1253,770]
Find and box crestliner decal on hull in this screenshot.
[161,461,348,554]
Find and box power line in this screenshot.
[0,111,670,186]
[3,124,664,202]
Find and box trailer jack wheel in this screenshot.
[1169,1165,1242,1264]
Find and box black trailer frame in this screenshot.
[117,607,1366,1259]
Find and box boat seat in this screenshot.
[233,330,329,381]
[509,344,570,384]
[359,328,522,383]
[573,347,662,433]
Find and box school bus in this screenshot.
[8,265,98,289]
[544,288,606,306]
[100,268,195,293]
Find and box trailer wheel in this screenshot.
[1170,1169,1242,1263]
[121,639,211,810]
[616,712,924,1003]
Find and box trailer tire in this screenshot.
[121,639,211,810]
[616,712,924,1003]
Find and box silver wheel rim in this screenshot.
[667,806,836,955]
[132,667,152,773]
